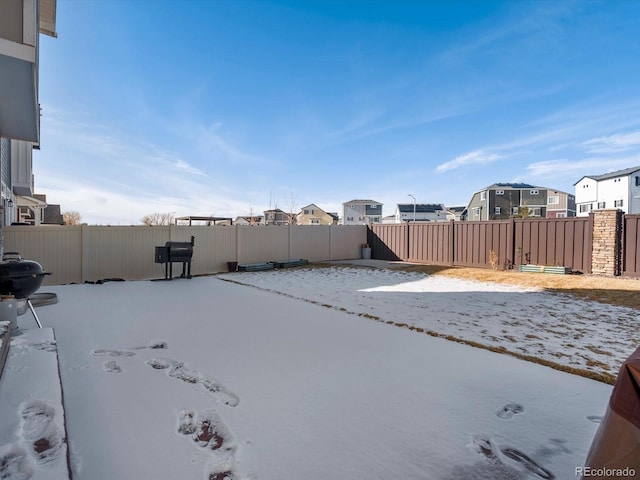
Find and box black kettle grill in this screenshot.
[0,252,50,327]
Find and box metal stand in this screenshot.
[27,300,42,328]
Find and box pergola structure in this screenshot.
[174,216,233,226]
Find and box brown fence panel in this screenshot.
[368,224,408,260]
[513,216,592,273]
[407,222,453,265]
[453,221,511,269]
[623,214,640,278]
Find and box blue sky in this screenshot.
[35,0,640,224]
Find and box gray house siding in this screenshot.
[0,137,10,188]
[467,192,486,220]
[491,190,521,219]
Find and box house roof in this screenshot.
[397,203,444,213]
[39,0,58,37]
[446,206,466,213]
[573,166,640,185]
[343,199,382,205]
[328,212,339,220]
[487,183,537,189]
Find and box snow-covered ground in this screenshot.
[220,264,640,380]
[7,271,616,479]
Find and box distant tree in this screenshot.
[285,187,298,225]
[514,203,531,219]
[63,211,82,225]
[141,212,175,226]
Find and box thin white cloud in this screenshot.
[582,131,640,154]
[435,150,502,173]
[526,158,637,179]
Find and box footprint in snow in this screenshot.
[177,409,239,480]
[0,444,33,480]
[131,340,168,351]
[497,403,524,419]
[19,399,65,466]
[147,358,239,407]
[91,349,136,357]
[103,360,122,373]
[471,435,555,480]
[91,340,167,358]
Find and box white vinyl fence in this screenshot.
[2,225,367,285]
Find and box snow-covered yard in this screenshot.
[4,266,618,479]
[221,264,640,382]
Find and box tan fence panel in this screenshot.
[2,224,366,284]
[330,225,367,260]
[3,225,83,285]
[408,222,453,265]
[237,226,289,264]
[82,226,171,282]
[290,226,332,261]
[368,224,407,260]
[169,226,237,274]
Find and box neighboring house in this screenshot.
[41,202,64,225]
[574,166,640,216]
[15,195,46,225]
[264,209,293,225]
[466,183,575,221]
[445,206,466,221]
[342,199,383,225]
[382,215,397,224]
[297,204,338,225]
[0,0,57,228]
[234,215,264,226]
[394,204,448,223]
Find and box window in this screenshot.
[472,207,481,216]
[530,189,539,195]
[496,190,504,195]
[347,216,354,221]
[597,202,606,209]
[528,207,541,216]
[579,204,592,213]
[615,199,624,207]
[513,207,519,214]
[494,207,501,214]
[636,176,640,187]
[311,219,319,224]
[547,196,559,205]
[480,191,486,201]
[557,213,566,218]
[304,209,310,214]
[369,205,378,209]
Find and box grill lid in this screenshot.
[0,253,47,278]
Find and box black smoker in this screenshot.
[154,236,194,280]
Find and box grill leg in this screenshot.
[28,300,43,328]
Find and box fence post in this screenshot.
[406,222,410,261]
[591,209,623,276]
[449,220,455,267]
[80,224,88,283]
[507,216,516,269]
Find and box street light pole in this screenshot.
[408,194,416,222]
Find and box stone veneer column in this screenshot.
[591,209,623,276]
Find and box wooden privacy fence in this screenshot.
[2,224,367,285]
[369,216,595,273]
[623,214,640,278]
